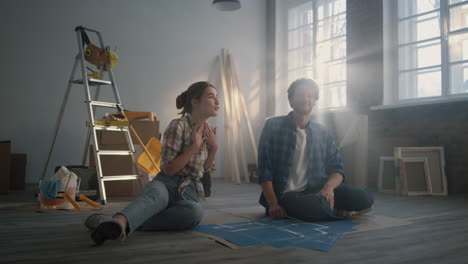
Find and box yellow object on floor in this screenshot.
[79,193,100,209]
[63,193,81,211]
[137,137,162,174]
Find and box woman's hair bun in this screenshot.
[176,91,187,109]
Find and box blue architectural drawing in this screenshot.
[194,217,358,252]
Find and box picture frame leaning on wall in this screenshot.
[378,156,397,193]
[394,147,448,196]
[399,157,432,196]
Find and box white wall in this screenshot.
[0,0,267,183]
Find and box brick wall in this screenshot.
[313,111,369,188]
[368,102,468,193]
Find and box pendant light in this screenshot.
[212,0,241,11]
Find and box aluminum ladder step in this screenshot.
[97,150,133,155]
[101,175,142,181]
[89,101,121,108]
[72,78,112,86]
[93,126,129,132]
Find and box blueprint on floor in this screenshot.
[194,217,358,252]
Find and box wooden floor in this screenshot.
[1,180,468,264]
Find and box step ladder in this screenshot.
[41,26,142,205]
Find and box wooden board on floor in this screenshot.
[349,214,412,233]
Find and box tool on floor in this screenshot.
[63,193,81,210]
[79,193,100,208]
[40,26,142,205]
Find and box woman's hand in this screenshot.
[203,124,218,151]
[190,124,205,153]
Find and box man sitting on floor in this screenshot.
[257,78,374,221]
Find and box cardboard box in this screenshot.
[9,153,26,190]
[130,120,160,144]
[89,144,143,197]
[0,141,11,194]
[124,111,156,121]
[97,120,160,146]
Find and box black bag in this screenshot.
[54,165,98,200]
[201,172,211,197]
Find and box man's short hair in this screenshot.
[287,78,319,100]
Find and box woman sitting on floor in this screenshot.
[85,81,219,245]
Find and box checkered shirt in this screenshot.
[161,114,208,201]
[257,112,345,208]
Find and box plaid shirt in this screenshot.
[161,114,208,200]
[257,112,345,208]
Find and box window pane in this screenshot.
[288,2,313,30]
[302,46,314,66]
[289,29,300,50]
[317,39,346,62]
[332,39,346,60]
[288,50,299,70]
[449,32,468,62]
[317,83,346,108]
[304,65,314,79]
[399,12,440,44]
[399,0,440,19]
[450,0,468,5]
[399,39,441,70]
[317,14,346,42]
[287,0,347,110]
[450,3,468,31]
[316,60,346,87]
[288,47,314,71]
[317,62,341,83]
[399,68,441,99]
[317,41,332,62]
[317,0,346,18]
[331,0,346,16]
[289,25,314,50]
[328,63,346,83]
[450,63,468,94]
[331,14,346,38]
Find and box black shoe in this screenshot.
[84,213,106,231]
[91,218,126,245]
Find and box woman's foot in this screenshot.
[84,213,105,230]
[91,216,127,245]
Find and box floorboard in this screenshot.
[1,180,467,263]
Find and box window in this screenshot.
[396,0,468,101]
[286,0,347,109]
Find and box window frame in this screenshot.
[285,0,348,110]
[395,0,468,103]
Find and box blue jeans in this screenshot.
[279,184,374,221]
[119,173,204,232]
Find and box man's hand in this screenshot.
[319,184,335,210]
[261,181,287,219]
[269,203,287,219]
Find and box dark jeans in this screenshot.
[279,184,374,221]
[119,173,203,232]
